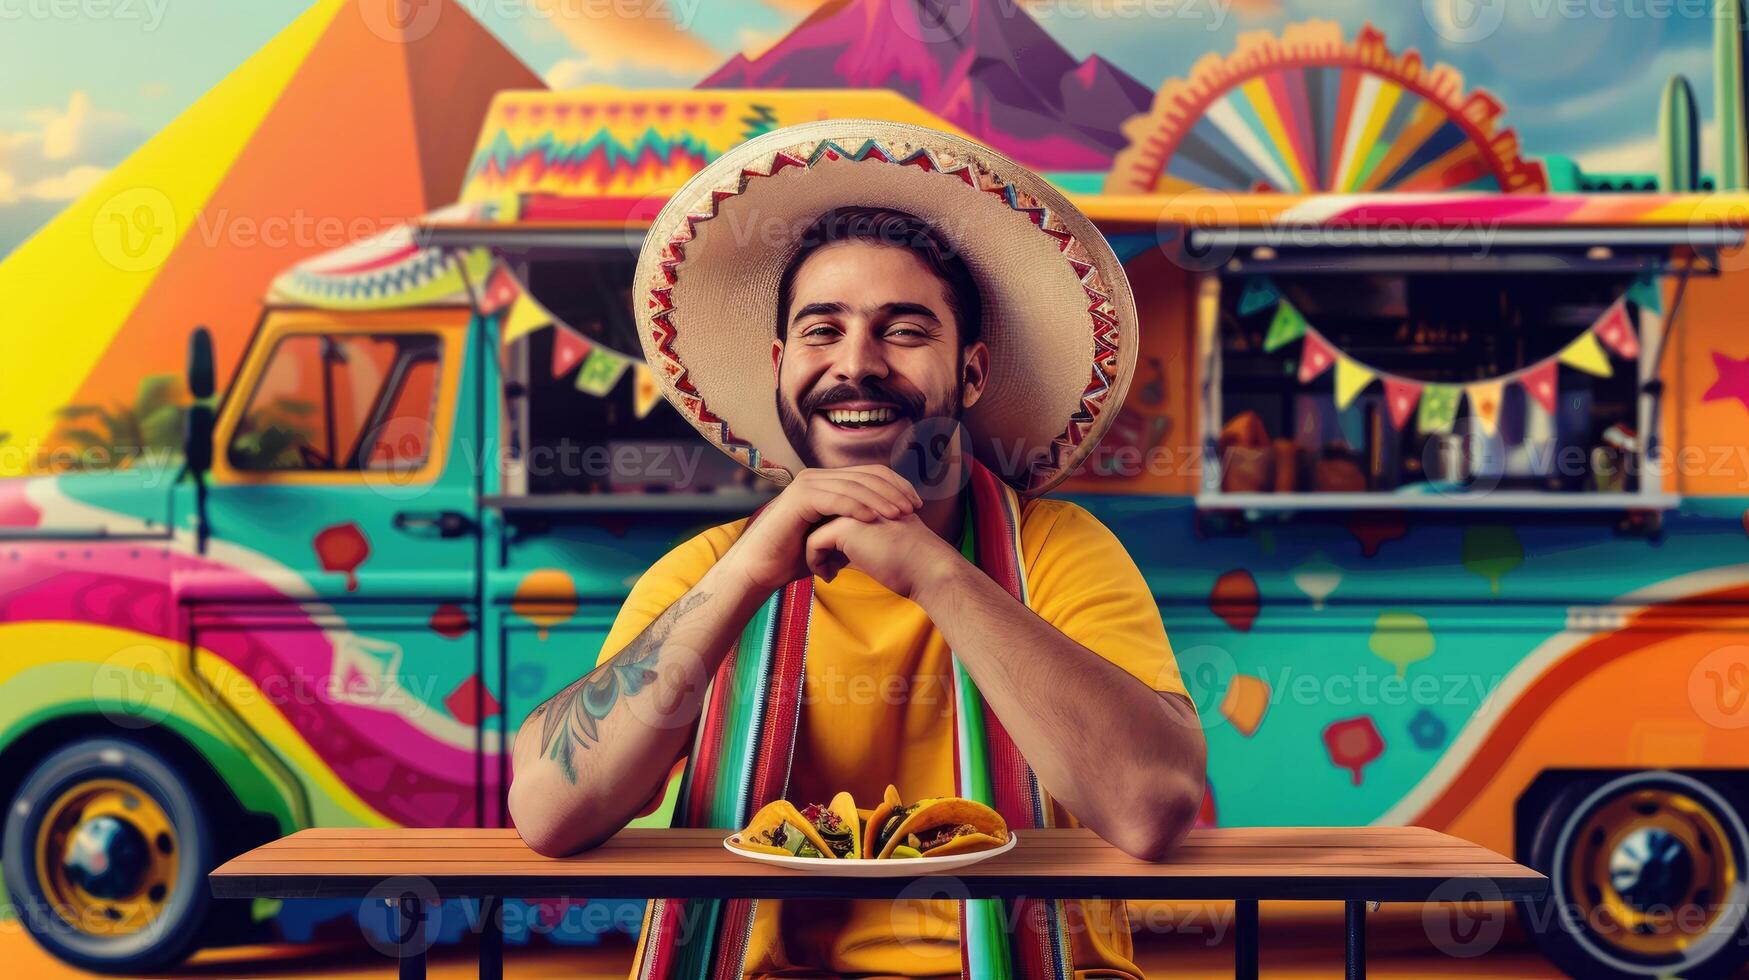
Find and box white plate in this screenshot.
[723,831,1018,875]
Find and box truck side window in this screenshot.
[228,333,442,472]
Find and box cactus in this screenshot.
[1716,0,1747,189]
[1660,74,1701,192]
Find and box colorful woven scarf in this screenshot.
[630,458,1073,980]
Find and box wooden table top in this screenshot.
[210,826,1545,902]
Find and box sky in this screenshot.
[0,0,1725,259]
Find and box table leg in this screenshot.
[398,893,427,980]
[1233,899,1258,980]
[1344,900,1366,980]
[479,896,503,980]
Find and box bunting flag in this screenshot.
[1557,329,1614,377]
[1298,331,1336,382]
[501,292,553,345]
[552,324,592,378]
[1521,360,1559,414]
[1465,380,1505,436]
[1265,300,1310,352]
[1239,276,1281,316]
[1333,354,1376,410]
[1262,281,1644,434]
[480,263,520,316]
[633,363,662,419]
[1626,273,1663,314]
[1593,299,1641,359]
[1384,378,1422,431]
[1417,384,1461,435]
[575,346,630,396]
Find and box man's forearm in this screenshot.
[913,558,1207,861]
[508,561,767,856]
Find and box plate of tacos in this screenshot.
[723,785,1017,874]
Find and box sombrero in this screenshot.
[632,119,1138,497]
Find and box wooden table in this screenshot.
[210,826,1545,980]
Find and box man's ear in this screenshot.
[959,340,990,410]
[771,338,784,381]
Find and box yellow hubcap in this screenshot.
[1567,787,1739,958]
[34,778,179,938]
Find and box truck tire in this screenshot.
[3,736,224,974]
[1516,770,1749,979]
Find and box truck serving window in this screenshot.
[228,333,442,472]
[1209,268,1655,504]
[504,254,760,496]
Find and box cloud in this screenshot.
[529,0,724,80]
[22,165,108,201]
[0,91,145,257]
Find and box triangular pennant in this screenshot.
[575,346,630,396]
[1298,331,1335,383]
[1593,299,1640,359]
[501,292,552,344]
[1333,354,1376,410]
[1558,328,1614,377]
[552,324,592,379]
[1384,378,1422,430]
[1264,300,1309,352]
[1465,379,1505,436]
[1417,384,1461,435]
[1626,273,1663,314]
[633,363,662,419]
[1520,359,1559,414]
[480,264,520,316]
[1238,276,1281,316]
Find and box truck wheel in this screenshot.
[1517,771,1749,979]
[2,736,223,974]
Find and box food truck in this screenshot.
[5,51,1749,980]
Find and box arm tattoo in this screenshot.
[525,590,711,784]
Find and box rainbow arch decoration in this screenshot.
[1107,21,1548,195]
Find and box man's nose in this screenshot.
[833,330,889,382]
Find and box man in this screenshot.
[509,121,1207,980]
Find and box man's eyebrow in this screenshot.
[789,301,942,324]
[790,301,848,323]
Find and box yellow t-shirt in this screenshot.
[597,497,1190,980]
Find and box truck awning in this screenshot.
[1076,191,1749,237]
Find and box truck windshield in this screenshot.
[228,332,441,472]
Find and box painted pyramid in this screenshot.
[0,0,542,472]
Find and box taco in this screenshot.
[734,794,864,859]
[874,796,1009,859]
[733,800,839,859]
[799,791,861,859]
[865,785,914,859]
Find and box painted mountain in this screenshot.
[699,0,1152,171]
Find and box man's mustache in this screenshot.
[800,381,926,419]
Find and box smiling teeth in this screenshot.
[826,408,896,425]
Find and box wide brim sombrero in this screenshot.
[633,119,1137,497]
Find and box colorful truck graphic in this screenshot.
[4,18,1749,980]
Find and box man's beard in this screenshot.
[776,377,955,475]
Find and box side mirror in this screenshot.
[186,405,215,475]
[187,326,215,400]
[186,327,215,475]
